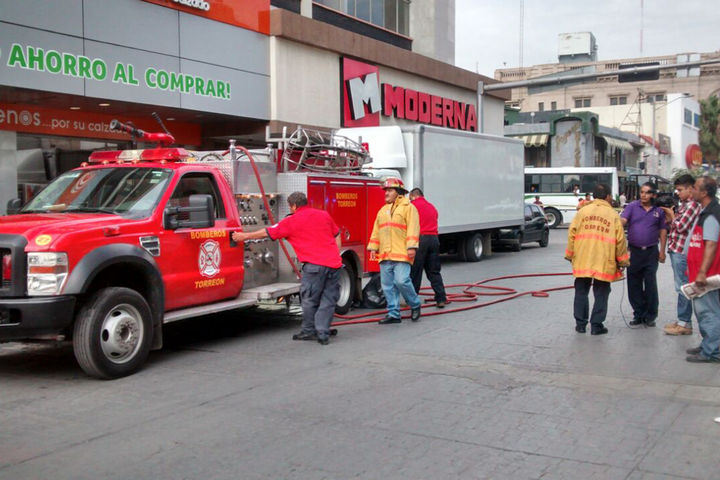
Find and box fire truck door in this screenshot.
[160,172,243,311]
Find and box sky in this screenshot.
[455,0,720,77]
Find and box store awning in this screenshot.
[602,135,634,151]
[515,134,548,147]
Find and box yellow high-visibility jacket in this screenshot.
[367,196,420,263]
[565,199,630,282]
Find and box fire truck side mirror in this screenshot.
[6,198,22,215]
[164,194,216,230]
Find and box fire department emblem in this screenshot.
[198,240,221,277]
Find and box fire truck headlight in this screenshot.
[27,252,69,296]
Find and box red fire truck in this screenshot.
[0,121,384,379]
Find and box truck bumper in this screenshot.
[0,296,76,341]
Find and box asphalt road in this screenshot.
[1,230,719,480]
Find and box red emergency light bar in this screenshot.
[88,148,191,163]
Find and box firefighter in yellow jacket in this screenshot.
[368,178,423,324]
[565,183,630,335]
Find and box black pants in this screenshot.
[627,245,659,322]
[411,235,447,303]
[574,277,611,327]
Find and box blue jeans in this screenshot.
[380,261,421,319]
[669,251,693,327]
[692,291,720,360]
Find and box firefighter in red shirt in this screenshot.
[409,188,448,308]
[232,192,341,345]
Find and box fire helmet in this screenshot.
[381,177,407,194]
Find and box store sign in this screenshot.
[4,43,232,100]
[0,103,202,145]
[142,0,270,34]
[686,144,703,168]
[341,57,478,131]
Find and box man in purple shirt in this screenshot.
[620,182,668,327]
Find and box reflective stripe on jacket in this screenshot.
[367,196,420,263]
[565,199,629,282]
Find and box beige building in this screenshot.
[496,51,720,113]
[497,40,720,176]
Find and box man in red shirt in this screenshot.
[232,192,341,345]
[409,188,448,308]
[684,176,720,363]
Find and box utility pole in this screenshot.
[640,0,644,56]
[519,0,524,68]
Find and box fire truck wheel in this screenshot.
[544,208,562,229]
[335,258,356,315]
[73,287,153,379]
[463,233,484,262]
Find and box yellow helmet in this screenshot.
[381,177,407,194]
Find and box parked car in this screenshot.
[493,203,550,251]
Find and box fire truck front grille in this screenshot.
[0,235,28,297]
[1,249,10,289]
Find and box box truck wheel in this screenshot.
[463,232,484,262]
[73,287,153,379]
[544,208,562,229]
[335,258,356,315]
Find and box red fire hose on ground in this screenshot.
[331,272,574,326]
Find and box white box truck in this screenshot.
[337,125,525,261]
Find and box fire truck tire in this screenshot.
[335,258,356,315]
[544,208,562,229]
[463,233,484,262]
[73,287,153,379]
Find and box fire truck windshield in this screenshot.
[22,167,173,218]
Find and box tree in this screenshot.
[699,95,720,165]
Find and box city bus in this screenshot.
[524,167,671,228]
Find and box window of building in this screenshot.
[551,101,557,111]
[694,113,701,128]
[574,97,591,108]
[684,108,693,125]
[609,95,627,106]
[315,0,410,35]
[538,102,544,112]
[645,93,666,103]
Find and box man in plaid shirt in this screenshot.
[661,174,702,335]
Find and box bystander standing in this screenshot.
[685,176,720,363]
[621,182,668,327]
[662,174,701,336]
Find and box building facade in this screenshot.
[496,40,718,178]
[0,0,505,214]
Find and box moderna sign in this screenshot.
[341,57,477,131]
